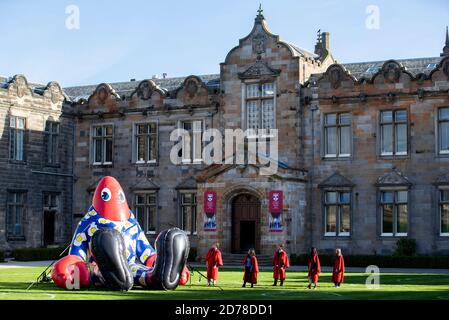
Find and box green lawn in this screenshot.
[0,267,448,300]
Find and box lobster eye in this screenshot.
[100,188,112,202]
[117,190,126,203]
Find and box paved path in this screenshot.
[0,260,448,274]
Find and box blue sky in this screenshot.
[1,0,448,87]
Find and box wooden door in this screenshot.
[231,194,261,253]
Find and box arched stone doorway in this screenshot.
[231,193,261,253]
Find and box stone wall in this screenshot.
[0,75,74,251]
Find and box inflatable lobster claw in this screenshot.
[51,176,190,290]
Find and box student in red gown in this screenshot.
[205,242,223,286]
[332,248,345,288]
[307,247,321,289]
[242,249,259,288]
[272,244,290,286]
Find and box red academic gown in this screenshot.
[308,254,321,283]
[273,249,290,280]
[243,255,259,284]
[205,247,223,281]
[332,255,345,284]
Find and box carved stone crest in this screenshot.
[238,60,280,79]
[136,80,153,100]
[383,62,401,83]
[252,33,267,55]
[185,80,198,97]
[328,66,342,89]
[97,86,108,104]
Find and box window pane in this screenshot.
[339,205,350,234]
[262,83,274,96]
[192,206,197,234]
[381,191,394,203]
[52,123,59,133]
[326,127,337,155]
[381,111,393,123]
[439,108,449,120]
[340,126,350,155]
[441,204,449,233]
[395,110,407,122]
[94,139,102,162]
[149,135,157,161]
[441,190,449,202]
[246,84,259,98]
[440,122,449,152]
[149,123,157,134]
[325,206,337,233]
[148,207,156,232]
[148,194,156,204]
[382,204,393,233]
[17,118,25,129]
[340,192,350,204]
[135,207,145,232]
[325,113,337,125]
[325,192,337,204]
[105,138,113,162]
[339,113,350,125]
[95,127,102,137]
[247,100,259,130]
[396,123,407,154]
[138,124,148,134]
[182,193,192,204]
[381,124,393,154]
[10,117,16,128]
[262,99,275,129]
[15,130,24,161]
[137,136,145,161]
[136,195,145,204]
[396,191,408,203]
[182,206,192,232]
[105,126,113,136]
[397,204,408,234]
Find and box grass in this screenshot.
[0,267,449,300]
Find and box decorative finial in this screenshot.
[441,26,449,57]
[446,26,449,45]
[257,3,263,16]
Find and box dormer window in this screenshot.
[245,82,276,133]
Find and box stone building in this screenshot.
[1,10,449,257]
[0,75,74,251]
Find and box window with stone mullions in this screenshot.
[181,121,203,163]
[9,116,25,161]
[324,191,351,236]
[135,193,157,234]
[7,191,26,239]
[92,125,113,164]
[180,193,197,235]
[324,113,350,158]
[439,189,449,236]
[438,107,449,154]
[136,123,157,163]
[380,190,408,236]
[380,110,407,156]
[45,121,59,165]
[246,83,275,132]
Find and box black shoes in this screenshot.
[91,228,133,291]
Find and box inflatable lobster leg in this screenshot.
[144,227,190,290]
[51,255,91,289]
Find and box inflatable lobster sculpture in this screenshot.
[51,176,190,290]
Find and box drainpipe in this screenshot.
[309,104,318,249]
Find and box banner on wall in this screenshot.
[204,191,217,231]
[268,190,283,232]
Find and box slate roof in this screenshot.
[63,74,220,102]
[341,56,442,79]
